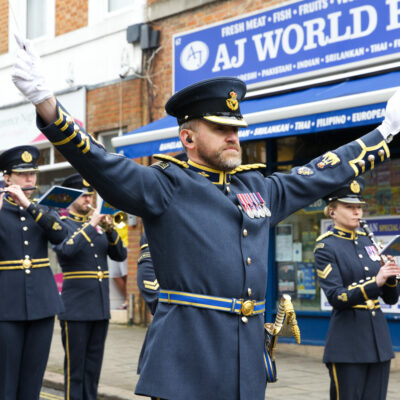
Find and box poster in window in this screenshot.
[278,263,295,296]
[275,224,293,262]
[296,262,316,299]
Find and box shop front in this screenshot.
[113,0,400,348]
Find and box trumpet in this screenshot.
[87,205,127,230]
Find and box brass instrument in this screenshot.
[265,294,301,360]
[87,205,127,230]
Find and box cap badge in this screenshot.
[21,151,33,163]
[226,91,239,111]
[350,180,360,193]
[82,179,91,187]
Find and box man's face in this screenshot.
[70,193,93,215]
[5,171,37,197]
[191,120,242,171]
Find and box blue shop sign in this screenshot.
[173,0,400,91]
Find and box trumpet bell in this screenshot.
[113,212,128,229]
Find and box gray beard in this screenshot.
[198,148,242,172]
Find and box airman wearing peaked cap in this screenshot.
[54,172,127,400]
[0,144,66,398]
[12,37,400,396]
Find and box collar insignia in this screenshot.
[332,226,356,240]
[68,212,90,223]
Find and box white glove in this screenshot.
[377,88,400,142]
[11,34,53,105]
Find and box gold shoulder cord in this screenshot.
[265,294,301,360]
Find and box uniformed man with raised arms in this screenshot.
[11,37,400,400]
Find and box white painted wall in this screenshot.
[0,0,145,108]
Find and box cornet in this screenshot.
[87,205,127,230]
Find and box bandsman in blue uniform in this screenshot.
[0,145,65,399]
[53,173,127,400]
[12,37,400,400]
[314,177,400,400]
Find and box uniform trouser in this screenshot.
[326,361,391,400]
[60,320,109,400]
[0,317,55,400]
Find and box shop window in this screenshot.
[242,140,266,165]
[97,128,125,152]
[108,0,135,12]
[272,125,398,312]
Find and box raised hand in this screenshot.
[378,88,400,142]
[11,33,53,105]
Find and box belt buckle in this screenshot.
[241,300,255,316]
[366,299,375,310]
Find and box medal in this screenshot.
[244,193,260,218]
[250,192,265,218]
[256,192,271,217]
[237,193,254,218]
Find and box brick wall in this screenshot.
[55,0,88,36]
[0,0,8,55]
[147,0,279,121]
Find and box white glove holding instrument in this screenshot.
[378,88,400,142]
[11,34,53,105]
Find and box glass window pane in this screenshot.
[108,0,135,12]
[26,0,47,39]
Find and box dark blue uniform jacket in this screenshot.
[0,196,65,320]
[37,103,391,400]
[137,233,158,315]
[314,227,399,364]
[54,212,127,321]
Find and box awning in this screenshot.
[114,71,400,158]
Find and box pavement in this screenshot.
[44,321,400,399]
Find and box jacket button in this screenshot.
[241,316,248,324]
[358,254,363,259]
[247,288,252,296]
[226,186,231,194]
[354,240,358,245]
[94,254,98,258]
[364,266,369,271]
[90,243,94,247]
[247,257,252,265]
[20,216,26,221]
[23,226,28,231]
[25,269,31,275]
[238,205,242,211]
[372,311,376,317]
[24,241,29,246]
[243,229,248,237]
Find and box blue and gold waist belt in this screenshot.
[0,258,49,270]
[159,289,265,316]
